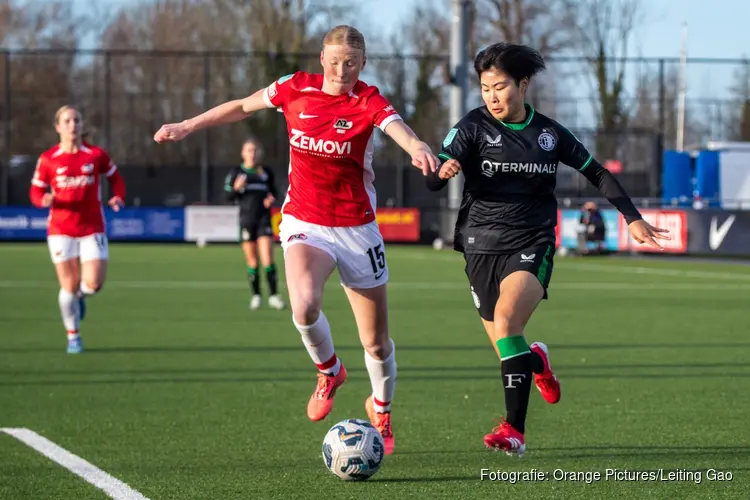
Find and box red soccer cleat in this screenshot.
[530,341,561,404]
[365,396,394,455]
[484,418,526,456]
[306,363,347,422]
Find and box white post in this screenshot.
[676,21,688,151]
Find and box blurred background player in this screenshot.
[154,25,438,455]
[427,43,670,455]
[29,105,126,354]
[224,137,285,310]
[577,201,607,255]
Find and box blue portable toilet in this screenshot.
[694,150,720,207]
[661,150,692,207]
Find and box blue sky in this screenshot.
[71,0,750,126]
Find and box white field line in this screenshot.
[1,280,750,291]
[0,427,150,500]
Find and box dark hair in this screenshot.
[473,43,546,83]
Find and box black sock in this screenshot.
[247,267,260,295]
[497,336,533,434]
[264,264,278,295]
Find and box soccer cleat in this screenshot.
[66,336,83,354]
[530,341,561,404]
[268,294,286,310]
[249,294,262,311]
[484,418,525,456]
[307,363,347,422]
[365,396,394,455]
[78,295,87,321]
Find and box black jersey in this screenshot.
[427,104,642,254]
[224,164,278,222]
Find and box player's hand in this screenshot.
[411,142,438,175]
[108,196,124,212]
[438,159,462,180]
[154,121,191,143]
[233,175,247,192]
[263,194,275,209]
[40,193,54,208]
[628,219,671,250]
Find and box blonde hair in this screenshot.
[54,105,81,125]
[322,25,366,56]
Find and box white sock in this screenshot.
[294,311,340,375]
[58,289,80,335]
[365,339,396,412]
[79,282,98,297]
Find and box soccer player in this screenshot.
[224,137,285,311]
[29,105,126,354]
[426,43,670,456]
[154,25,438,454]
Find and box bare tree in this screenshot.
[726,58,750,141]
[566,0,642,161]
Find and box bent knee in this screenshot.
[291,293,323,325]
[492,313,526,337]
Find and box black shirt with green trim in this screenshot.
[224,164,278,223]
[427,104,642,254]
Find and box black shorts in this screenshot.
[239,216,273,242]
[464,244,555,321]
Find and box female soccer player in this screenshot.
[427,43,671,456]
[154,25,438,455]
[224,137,285,311]
[29,105,126,354]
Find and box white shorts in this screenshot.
[279,215,388,289]
[47,233,109,264]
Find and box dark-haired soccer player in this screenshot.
[427,42,671,456]
[225,137,285,311]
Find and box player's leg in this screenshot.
[480,245,558,455]
[48,236,83,353]
[240,225,262,309]
[78,233,109,322]
[336,223,394,454]
[258,232,284,309]
[280,216,344,421]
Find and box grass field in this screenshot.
[1,243,749,499]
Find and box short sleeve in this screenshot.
[367,93,402,132]
[438,122,475,165]
[263,72,297,109]
[554,123,594,172]
[31,156,49,188]
[100,150,118,177]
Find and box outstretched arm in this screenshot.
[383,120,438,175]
[154,88,269,143]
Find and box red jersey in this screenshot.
[29,143,126,237]
[263,71,402,227]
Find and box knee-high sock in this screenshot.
[365,339,396,413]
[294,311,340,375]
[58,289,80,336]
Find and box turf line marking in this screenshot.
[562,262,750,281]
[1,280,750,291]
[1,427,150,500]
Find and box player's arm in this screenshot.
[426,123,474,191]
[154,74,295,143]
[224,172,239,202]
[29,157,53,208]
[555,125,641,224]
[102,153,125,212]
[556,124,670,248]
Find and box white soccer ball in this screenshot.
[322,418,385,481]
[432,237,445,250]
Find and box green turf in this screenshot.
[1,243,749,499]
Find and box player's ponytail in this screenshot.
[322,25,366,57]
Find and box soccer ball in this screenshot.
[322,418,385,481]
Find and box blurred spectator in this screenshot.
[577,201,606,255]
